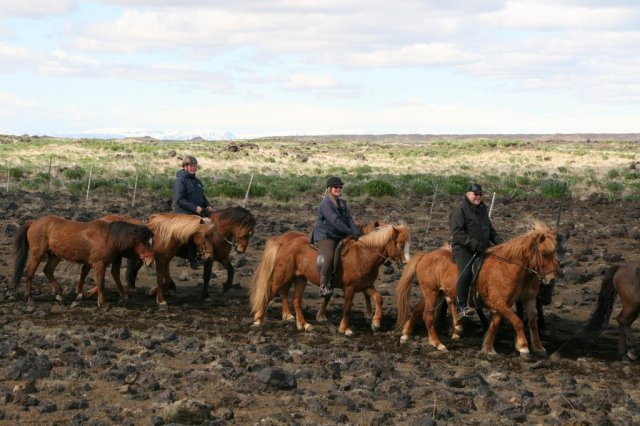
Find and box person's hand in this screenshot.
[195,206,203,214]
[206,206,214,212]
[476,242,488,253]
[353,232,360,241]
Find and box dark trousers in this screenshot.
[317,239,338,285]
[453,250,475,307]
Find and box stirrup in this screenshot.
[319,285,333,297]
[457,305,476,318]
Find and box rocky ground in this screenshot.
[0,189,639,425]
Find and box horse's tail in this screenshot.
[395,252,422,330]
[584,265,620,337]
[249,237,281,315]
[12,224,30,288]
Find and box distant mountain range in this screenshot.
[49,130,237,141]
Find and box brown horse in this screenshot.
[396,220,561,357]
[125,206,256,300]
[250,224,410,335]
[584,261,640,360]
[12,215,154,307]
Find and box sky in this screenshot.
[1,0,639,139]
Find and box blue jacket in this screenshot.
[172,169,211,214]
[312,195,360,243]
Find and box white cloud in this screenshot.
[0,0,77,17]
[282,73,337,90]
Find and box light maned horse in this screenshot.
[12,215,154,307]
[396,220,560,356]
[250,224,410,335]
[144,213,216,308]
[125,207,256,300]
[584,261,640,360]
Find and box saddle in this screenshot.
[470,253,487,288]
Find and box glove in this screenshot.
[475,242,488,253]
[353,232,361,241]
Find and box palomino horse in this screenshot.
[125,206,256,300]
[396,220,561,356]
[12,216,154,307]
[584,261,640,360]
[250,224,410,335]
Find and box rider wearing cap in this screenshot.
[311,176,361,297]
[450,183,503,317]
[173,155,213,269]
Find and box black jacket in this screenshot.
[312,195,360,243]
[450,196,501,254]
[172,169,211,214]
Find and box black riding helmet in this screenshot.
[326,176,344,187]
[182,155,198,166]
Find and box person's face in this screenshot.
[329,185,343,197]
[466,190,483,205]
[184,163,198,175]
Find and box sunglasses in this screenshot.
[332,185,343,189]
[473,192,483,196]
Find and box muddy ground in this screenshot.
[0,189,639,425]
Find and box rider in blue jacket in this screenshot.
[312,176,361,297]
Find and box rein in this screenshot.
[356,233,404,270]
[484,241,556,285]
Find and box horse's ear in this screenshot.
[374,220,380,228]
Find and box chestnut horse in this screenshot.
[584,261,640,360]
[12,215,154,307]
[250,224,410,335]
[124,206,256,300]
[396,220,561,357]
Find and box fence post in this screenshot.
[85,162,94,203]
[131,171,139,207]
[5,168,9,193]
[47,156,53,192]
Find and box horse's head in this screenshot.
[384,224,411,266]
[135,231,155,267]
[193,223,215,261]
[211,207,256,254]
[531,229,562,287]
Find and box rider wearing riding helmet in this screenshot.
[173,155,213,268]
[312,176,361,297]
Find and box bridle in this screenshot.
[135,240,154,264]
[485,240,558,285]
[358,232,405,270]
[195,231,213,259]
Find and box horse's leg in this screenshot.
[423,290,447,351]
[23,248,47,302]
[616,303,640,360]
[536,298,551,336]
[110,256,128,301]
[400,298,424,343]
[125,258,142,289]
[525,298,547,357]
[155,259,169,309]
[316,285,330,322]
[292,278,312,331]
[75,264,92,300]
[365,287,383,331]
[447,293,464,339]
[280,282,294,321]
[338,286,356,336]
[201,258,214,300]
[481,310,503,356]
[500,305,530,357]
[221,258,235,293]
[93,264,107,308]
[42,256,64,302]
[364,293,373,320]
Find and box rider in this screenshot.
[450,183,503,317]
[173,155,214,268]
[311,176,361,297]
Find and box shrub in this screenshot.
[539,180,568,199]
[64,166,86,180]
[211,180,246,198]
[365,179,396,197]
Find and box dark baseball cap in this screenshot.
[467,183,483,194]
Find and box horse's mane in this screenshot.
[494,219,555,259]
[147,214,205,251]
[108,221,153,250]
[358,224,396,248]
[213,206,256,228]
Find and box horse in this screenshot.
[124,206,256,300]
[275,220,394,325]
[584,261,640,360]
[250,224,410,336]
[396,220,561,356]
[12,215,154,307]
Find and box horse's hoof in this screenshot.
[533,349,548,358]
[436,343,448,352]
[251,320,262,327]
[298,323,313,332]
[70,301,80,308]
[371,321,380,332]
[55,294,64,302]
[400,335,409,344]
[158,302,168,311]
[282,314,294,322]
[75,293,83,301]
[316,314,327,322]
[481,348,499,356]
[454,325,464,333]
[343,329,353,337]
[627,349,638,361]
[518,349,531,359]
[149,287,157,296]
[451,333,461,340]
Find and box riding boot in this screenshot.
[319,276,333,297]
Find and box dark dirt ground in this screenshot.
[0,189,639,425]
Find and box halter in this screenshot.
[195,231,214,259]
[485,240,557,285]
[135,241,154,264]
[358,231,405,270]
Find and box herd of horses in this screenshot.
[10,210,639,360]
